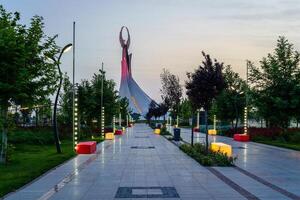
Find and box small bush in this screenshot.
[179,143,235,166]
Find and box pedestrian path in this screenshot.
[170,126,300,199]
[5,124,300,200]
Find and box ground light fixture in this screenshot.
[50,43,73,153]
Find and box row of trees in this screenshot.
[59,71,130,131]
[149,36,300,134]
[0,5,129,163]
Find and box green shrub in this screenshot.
[179,143,235,166]
[287,132,300,143]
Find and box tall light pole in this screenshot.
[51,43,72,153]
[244,61,249,135]
[72,22,76,150]
[100,62,105,137]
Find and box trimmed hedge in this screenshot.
[180,143,235,166]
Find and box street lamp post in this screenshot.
[51,43,72,153]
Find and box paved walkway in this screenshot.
[4,124,300,200]
[169,126,300,200]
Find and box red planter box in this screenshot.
[233,134,250,142]
[76,141,97,154]
[115,129,123,135]
[193,128,200,132]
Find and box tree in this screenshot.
[76,69,120,132]
[160,68,182,121]
[58,73,73,125]
[0,6,59,163]
[215,65,246,132]
[186,52,225,153]
[248,36,300,128]
[118,97,130,126]
[178,98,192,124]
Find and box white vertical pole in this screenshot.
[72,21,76,150]
[213,115,216,130]
[113,115,116,133]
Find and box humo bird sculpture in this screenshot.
[118,26,153,116]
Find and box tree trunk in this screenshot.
[0,104,8,163]
[191,112,194,146]
[235,118,238,133]
[205,110,209,154]
[35,108,39,127]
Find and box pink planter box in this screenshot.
[76,141,97,154]
[233,134,250,142]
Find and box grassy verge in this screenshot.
[0,140,75,197]
[252,139,300,151]
[180,143,235,166]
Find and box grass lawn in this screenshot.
[0,140,75,197]
[253,140,300,151]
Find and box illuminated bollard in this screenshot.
[154,128,161,134]
[208,129,217,135]
[210,142,232,157]
[105,132,115,140]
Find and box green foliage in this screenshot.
[186,52,225,111]
[0,6,58,106]
[58,69,128,138]
[179,143,235,166]
[0,5,59,162]
[160,68,182,117]
[249,36,300,128]
[8,128,54,145]
[214,65,246,129]
[178,98,192,122]
[58,73,73,125]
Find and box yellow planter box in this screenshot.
[208,129,217,135]
[210,142,232,156]
[154,128,161,134]
[105,132,114,140]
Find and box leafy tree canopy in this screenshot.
[249,36,300,128]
